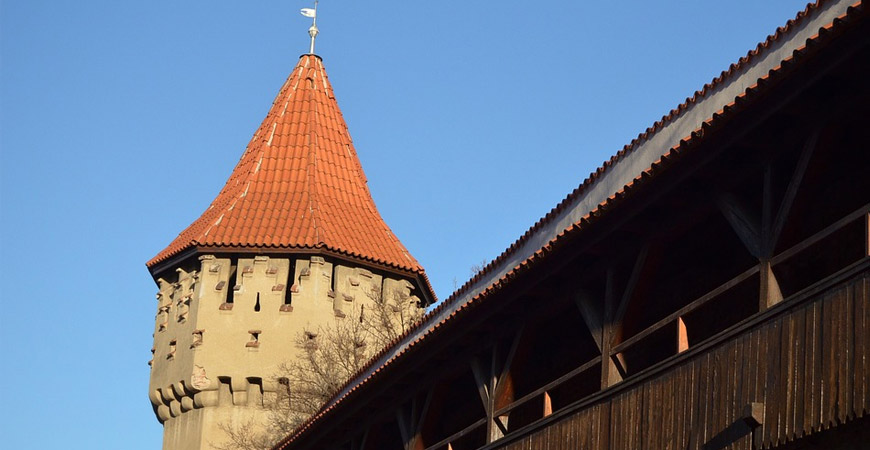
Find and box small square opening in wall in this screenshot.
[246,330,261,348]
[191,330,204,348]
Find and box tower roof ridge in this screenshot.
[148,54,424,275]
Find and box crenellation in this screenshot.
[148,253,427,447]
[333,264,383,315]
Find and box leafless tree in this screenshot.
[212,287,424,450]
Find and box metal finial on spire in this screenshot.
[300,1,319,54]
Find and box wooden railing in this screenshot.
[611,202,869,366]
[418,204,869,450]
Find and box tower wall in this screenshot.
[148,254,422,450]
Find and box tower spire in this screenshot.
[301,1,319,54]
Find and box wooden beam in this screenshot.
[769,127,821,255]
[412,389,434,450]
[469,357,491,414]
[717,192,762,259]
[612,244,651,328]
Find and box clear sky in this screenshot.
[1,1,811,447]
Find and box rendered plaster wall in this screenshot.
[148,254,421,450]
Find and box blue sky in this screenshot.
[1,1,810,447]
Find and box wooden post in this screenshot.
[542,392,553,417]
[600,269,623,388]
[759,260,783,310]
[471,351,502,443]
[677,317,689,353]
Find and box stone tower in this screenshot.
[146,54,434,450]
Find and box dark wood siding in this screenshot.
[493,272,869,450]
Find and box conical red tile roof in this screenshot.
[148,55,423,274]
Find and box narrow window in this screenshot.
[227,262,238,304]
[221,262,237,310]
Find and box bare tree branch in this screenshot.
[212,285,424,449]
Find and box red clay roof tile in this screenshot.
[148,55,424,275]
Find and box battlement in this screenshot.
[148,253,422,431]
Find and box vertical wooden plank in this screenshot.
[611,394,621,450]
[780,317,791,445]
[754,325,767,444]
[682,361,691,450]
[784,311,796,442]
[735,334,750,450]
[564,411,574,450]
[713,348,725,449]
[704,352,716,448]
[722,343,734,446]
[851,276,863,420]
[636,387,644,450]
[812,297,824,432]
[823,289,837,429]
[802,300,816,435]
[655,379,663,450]
[728,339,740,449]
[840,282,853,424]
[661,367,680,450]
[631,388,640,450]
[780,312,791,443]
[858,274,869,417]
[762,319,780,446]
[690,356,704,450]
[679,362,692,450]
[793,304,807,440]
[655,377,664,450]
[863,275,870,416]
[598,400,611,450]
[622,392,631,450]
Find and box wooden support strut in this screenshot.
[716,126,821,312]
[396,389,433,450]
[470,355,498,443]
[603,244,652,385]
[469,328,523,445]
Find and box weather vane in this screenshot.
[300,1,319,54]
